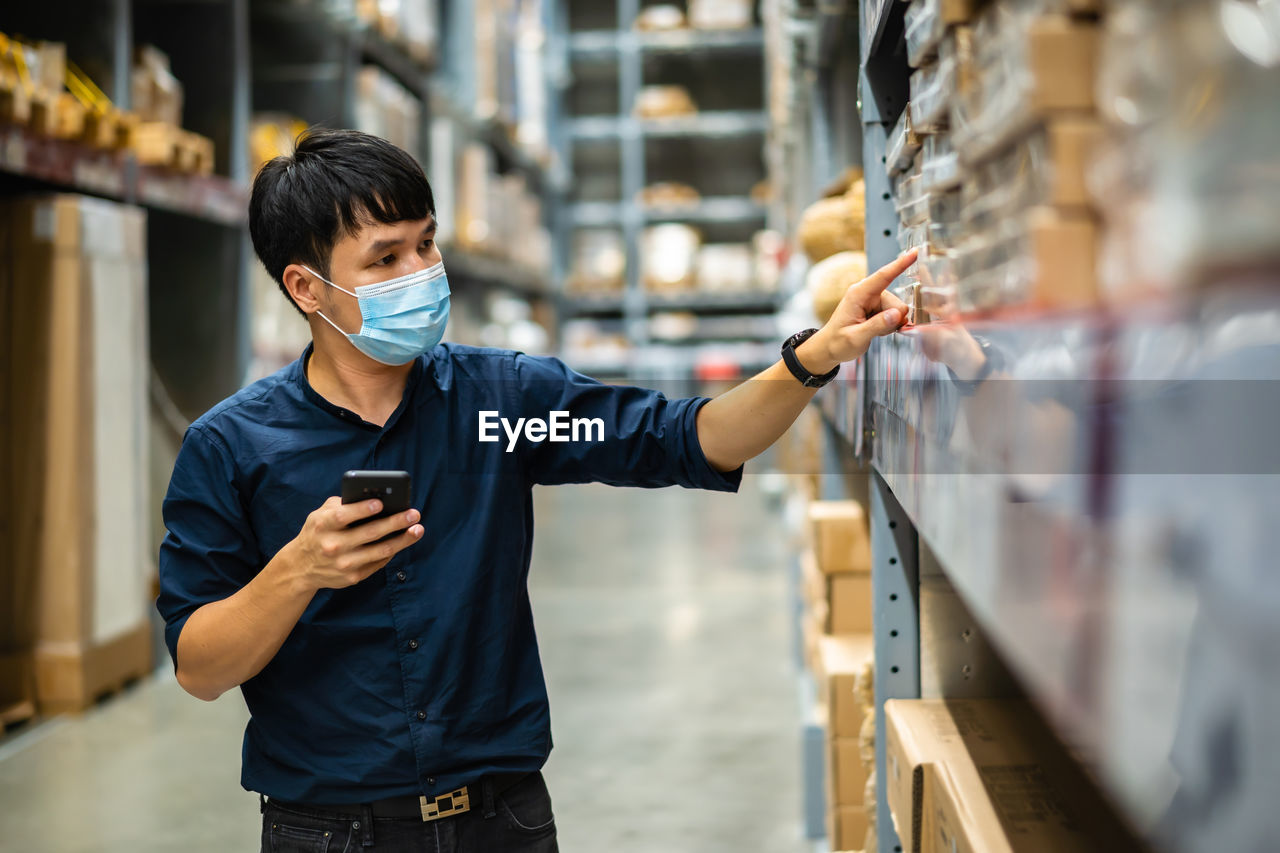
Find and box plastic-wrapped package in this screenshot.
[886,106,924,176]
[634,5,685,30]
[808,251,869,323]
[1091,0,1280,296]
[568,229,626,295]
[634,85,697,119]
[961,119,1099,230]
[905,0,946,68]
[894,170,930,228]
[926,189,965,250]
[688,0,754,30]
[905,0,979,68]
[941,24,978,101]
[952,7,1098,164]
[639,182,701,207]
[921,132,962,192]
[752,229,786,292]
[642,224,702,292]
[694,244,754,292]
[909,55,955,132]
[952,208,1096,312]
[798,192,866,262]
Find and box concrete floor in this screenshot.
[0,477,805,852]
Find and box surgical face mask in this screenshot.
[303,260,450,365]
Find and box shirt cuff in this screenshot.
[683,398,744,493]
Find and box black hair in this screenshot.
[248,127,435,314]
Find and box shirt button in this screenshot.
[396,571,407,582]
[428,777,436,786]
[417,710,427,721]
[408,639,419,650]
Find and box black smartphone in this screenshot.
[341,470,413,540]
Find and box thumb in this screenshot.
[846,308,903,354]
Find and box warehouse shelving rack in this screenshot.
[555,0,781,381]
[1,0,566,424]
[775,1,1280,852]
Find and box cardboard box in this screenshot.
[804,549,874,635]
[827,804,870,852]
[887,700,1132,853]
[1026,209,1097,309]
[829,736,869,805]
[885,699,944,853]
[808,500,871,574]
[957,18,1098,165]
[4,195,153,713]
[816,634,873,737]
[829,572,873,634]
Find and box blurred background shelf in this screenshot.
[571,110,768,140]
[570,196,767,227]
[0,121,247,227]
[569,27,765,60]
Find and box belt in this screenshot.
[268,772,531,823]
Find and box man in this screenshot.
[157,128,914,852]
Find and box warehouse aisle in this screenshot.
[0,475,804,852]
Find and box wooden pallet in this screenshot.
[34,622,153,715]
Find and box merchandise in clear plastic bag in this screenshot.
[894,170,930,228]
[952,209,1096,313]
[905,0,946,68]
[919,246,959,318]
[927,188,966,250]
[910,55,956,132]
[1091,0,1280,295]
[887,106,924,176]
[921,132,963,193]
[952,6,1097,164]
[960,122,1096,231]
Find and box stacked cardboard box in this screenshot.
[817,635,877,852]
[444,139,551,278]
[354,65,422,157]
[801,500,872,671]
[130,45,214,174]
[2,195,153,715]
[891,0,1101,317]
[885,699,1133,852]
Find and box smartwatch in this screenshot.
[781,329,840,389]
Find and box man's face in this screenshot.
[316,215,441,334]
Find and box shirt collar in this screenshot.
[292,342,434,430]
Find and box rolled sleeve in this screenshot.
[155,426,260,670]
[508,353,744,491]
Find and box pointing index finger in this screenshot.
[855,249,919,299]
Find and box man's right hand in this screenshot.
[285,496,424,592]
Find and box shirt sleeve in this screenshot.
[155,425,260,671]
[506,352,744,491]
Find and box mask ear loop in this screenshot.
[300,264,360,335]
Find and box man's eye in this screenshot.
[375,254,395,266]
[421,239,434,250]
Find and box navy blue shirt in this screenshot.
[156,343,741,803]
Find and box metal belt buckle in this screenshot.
[419,786,470,822]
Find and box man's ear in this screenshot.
[282,264,321,314]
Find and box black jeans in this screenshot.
[260,772,558,853]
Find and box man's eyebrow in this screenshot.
[366,237,402,255]
[366,222,436,256]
